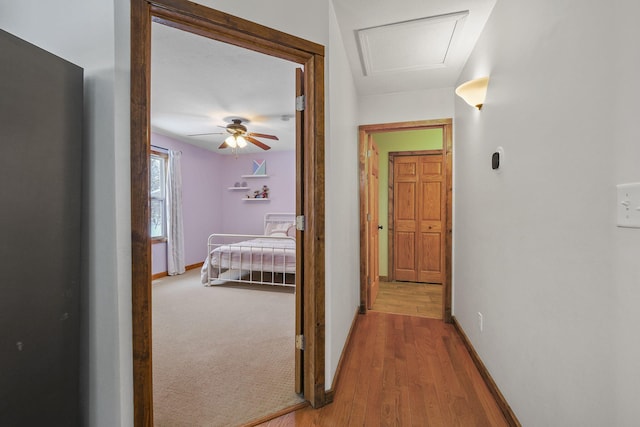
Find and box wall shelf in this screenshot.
[242,198,270,202]
[241,174,269,178]
[228,186,249,190]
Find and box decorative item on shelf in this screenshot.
[252,159,266,175]
[234,182,240,187]
[241,181,247,187]
[253,190,262,198]
[261,185,269,199]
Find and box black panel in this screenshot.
[0,29,83,426]
[492,151,500,170]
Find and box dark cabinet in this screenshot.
[0,29,83,426]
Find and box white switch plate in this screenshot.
[617,183,640,228]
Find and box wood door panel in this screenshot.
[394,231,416,281]
[421,161,442,176]
[419,232,441,282]
[395,182,416,220]
[421,182,442,221]
[396,161,417,178]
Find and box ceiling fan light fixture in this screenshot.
[225,135,237,148]
[236,135,247,148]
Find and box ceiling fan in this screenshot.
[189,118,278,151]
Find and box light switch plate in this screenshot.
[617,183,640,228]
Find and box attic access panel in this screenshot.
[357,11,468,76]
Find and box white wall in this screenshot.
[325,0,361,385]
[358,87,454,125]
[2,1,363,424]
[612,1,640,423]
[454,0,640,425]
[0,1,132,426]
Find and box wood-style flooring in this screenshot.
[372,281,443,319]
[256,310,508,427]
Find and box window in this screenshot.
[150,150,168,241]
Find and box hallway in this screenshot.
[257,311,509,426]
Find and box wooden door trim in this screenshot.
[388,149,443,284]
[358,119,452,322]
[131,1,326,424]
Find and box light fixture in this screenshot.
[236,135,247,148]
[225,135,237,148]
[455,76,489,110]
[225,134,248,149]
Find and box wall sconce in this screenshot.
[455,76,489,110]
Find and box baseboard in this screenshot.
[185,262,203,271]
[152,262,203,281]
[243,401,309,427]
[452,316,521,427]
[379,275,389,282]
[152,271,168,280]
[324,306,360,403]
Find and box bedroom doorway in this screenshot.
[131,1,326,425]
[358,119,452,322]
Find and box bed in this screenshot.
[200,213,297,288]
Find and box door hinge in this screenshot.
[295,334,305,351]
[295,95,305,112]
[367,213,371,221]
[367,149,372,157]
[296,215,305,231]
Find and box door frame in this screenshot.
[358,119,452,322]
[130,1,326,424]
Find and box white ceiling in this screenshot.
[150,0,495,154]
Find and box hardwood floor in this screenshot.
[256,311,508,427]
[372,281,443,319]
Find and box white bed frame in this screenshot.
[203,213,296,288]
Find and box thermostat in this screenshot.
[492,147,504,173]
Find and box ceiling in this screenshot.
[150,0,496,154]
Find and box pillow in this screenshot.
[287,225,296,238]
[270,231,288,238]
[266,221,292,236]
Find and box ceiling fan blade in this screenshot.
[218,141,229,149]
[248,132,279,141]
[246,136,271,150]
[188,132,224,136]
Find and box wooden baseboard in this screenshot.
[152,262,203,281]
[452,316,521,427]
[324,307,360,403]
[379,275,389,282]
[243,401,309,427]
[151,271,168,280]
[186,262,203,271]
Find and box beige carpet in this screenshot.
[152,269,303,426]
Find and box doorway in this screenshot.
[358,119,452,322]
[131,1,326,424]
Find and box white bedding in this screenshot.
[200,236,296,284]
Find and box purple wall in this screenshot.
[220,150,296,235]
[151,133,295,275]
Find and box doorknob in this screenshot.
[378,225,383,230]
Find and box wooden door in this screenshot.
[294,67,304,395]
[366,138,380,308]
[393,153,445,284]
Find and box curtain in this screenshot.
[166,150,185,275]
